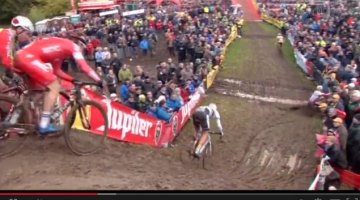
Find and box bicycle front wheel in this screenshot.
[63,100,108,156]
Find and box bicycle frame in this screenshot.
[1,81,100,131]
[1,86,24,96]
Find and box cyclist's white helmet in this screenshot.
[11,16,34,32]
[208,103,217,112]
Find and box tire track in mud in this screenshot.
[212,78,312,105]
[227,118,305,186]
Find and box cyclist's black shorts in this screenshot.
[192,110,210,131]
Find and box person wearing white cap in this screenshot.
[110,93,121,103]
[348,83,356,91]
[309,85,325,107]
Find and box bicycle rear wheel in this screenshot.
[63,100,108,156]
[0,94,30,158]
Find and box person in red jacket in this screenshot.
[156,20,163,31]
[179,81,190,103]
[91,37,101,49]
[86,41,94,60]
[168,21,174,31]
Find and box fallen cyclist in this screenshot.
[0,16,102,136]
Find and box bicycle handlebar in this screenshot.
[72,80,110,99]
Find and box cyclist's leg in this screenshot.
[194,114,210,156]
[15,57,61,134]
[192,112,201,139]
[40,79,61,128]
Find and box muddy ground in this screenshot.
[0,22,323,190]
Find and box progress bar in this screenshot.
[0,192,359,200]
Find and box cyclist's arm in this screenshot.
[213,110,223,133]
[53,62,74,82]
[0,29,14,70]
[71,43,101,83]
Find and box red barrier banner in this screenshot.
[77,89,164,147]
[57,80,205,148]
[59,83,205,148]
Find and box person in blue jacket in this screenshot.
[146,100,172,123]
[146,102,158,119]
[166,92,182,112]
[156,100,172,123]
[139,37,149,56]
[119,79,130,102]
[185,79,196,95]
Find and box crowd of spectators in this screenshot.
[259,0,360,189]
[38,2,242,123]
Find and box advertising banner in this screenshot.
[261,14,283,29]
[294,50,308,74]
[206,66,220,89]
[71,89,163,147]
[99,9,119,17]
[70,15,81,24]
[65,83,205,148]
[122,9,145,17]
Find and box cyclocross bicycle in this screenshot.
[180,131,222,169]
[0,79,109,158]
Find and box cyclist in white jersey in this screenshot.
[276,33,284,47]
[192,103,224,157]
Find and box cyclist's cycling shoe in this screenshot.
[193,151,201,158]
[38,124,59,136]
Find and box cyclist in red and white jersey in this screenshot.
[0,16,102,135]
[14,36,102,135]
